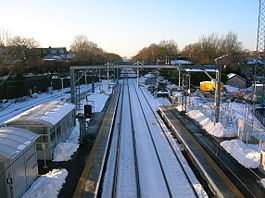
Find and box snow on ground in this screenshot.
[141,77,264,170]
[172,87,265,168]
[53,122,80,162]
[151,96,171,108]
[84,90,111,112]
[138,80,207,197]
[5,81,112,197]
[186,110,236,138]
[224,85,240,93]
[22,169,68,198]
[146,107,207,196]
[220,140,261,168]
[261,178,265,189]
[53,80,112,162]
[79,80,113,113]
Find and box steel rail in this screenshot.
[130,79,173,198]
[137,80,200,198]
[111,80,125,198]
[127,78,142,198]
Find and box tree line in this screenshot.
[0,31,122,77]
[132,32,254,86]
[132,32,250,70]
[181,32,244,68]
[0,29,256,99]
[0,29,253,79]
[69,34,123,65]
[132,40,179,64]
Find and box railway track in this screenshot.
[131,80,174,198]
[101,79,141,198]
[101,79,203,197]
[161,105,265,197]
[136,81,201,198]
[127,79,142,198]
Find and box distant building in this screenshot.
[240,57,265,81]
[39,47,67,57]
[170,60,192,65]
[34,47,75,61]
[226,73,247,89]
[169,55,192,65]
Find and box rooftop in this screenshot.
[0,127,39,161]
[5,101,75,127]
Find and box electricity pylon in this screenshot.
[254,0,265,101]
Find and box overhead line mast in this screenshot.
[254,0,265,101]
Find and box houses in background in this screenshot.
[226,73,247,89]
[240,57,265,83]
[35,46,75,62]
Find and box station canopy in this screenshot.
[0,127,39,160]
[5,101,75,127]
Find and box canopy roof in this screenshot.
[5,101,75,127]
[0,127,39,160]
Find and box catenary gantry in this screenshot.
[70,64,222,122]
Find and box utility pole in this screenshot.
[107,62,110,89]
[214,65,222,123]
[214,54,228,123]
[135,61,140,87]
[92,69,95,93]
[137,67,139,87]
[70,67,75,104]
[178,63,181,87]
[251,0,265,149]
[84,71,88,97]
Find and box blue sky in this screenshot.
[0,0,258,57]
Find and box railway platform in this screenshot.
[73,86,120,198]
[159,105,265,198]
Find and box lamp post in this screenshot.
[59,76,70,92]
[214,54,228,123]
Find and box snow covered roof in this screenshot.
[5,101,75,127]
[227,73,246,81]
[43,54,67,61]
[246,58,265,65]
[183,68,216,72]
[227,73,236,79]
[170,60,192,65]
[0,127,39,160]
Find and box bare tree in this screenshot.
[70,34,105,64]
[181,32,243,66]
[103,52,123,62]
[132,40,179,64]
[6,36,39,61]
[158,40,179,59]
[2,35,39,76]
[0,29,12,47]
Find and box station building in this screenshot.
[5,101,76,160]
[0,127,39,198]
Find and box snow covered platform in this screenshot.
[73,86,120,198]
[159,106,265,197]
